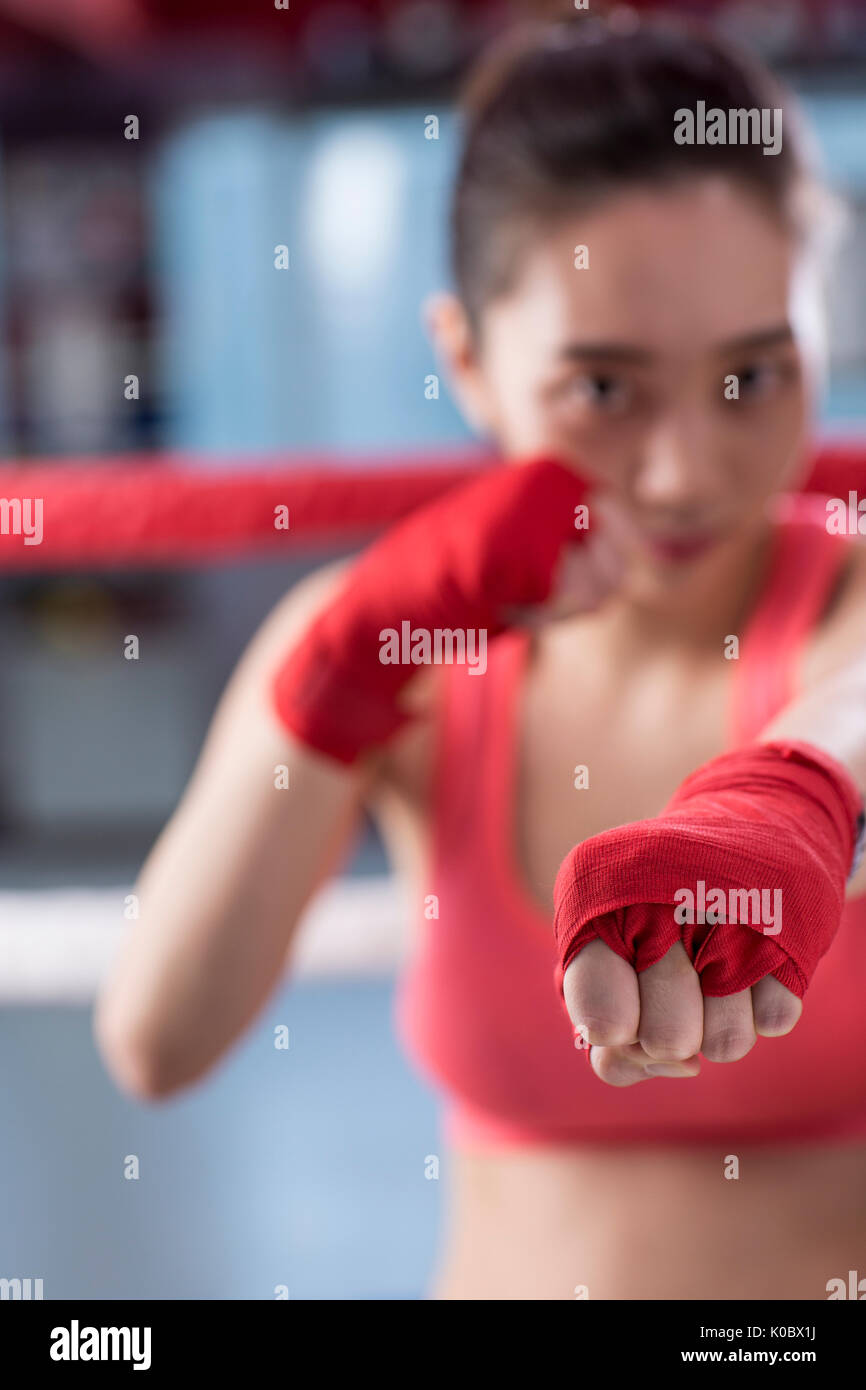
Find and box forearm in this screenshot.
[94,570,365,1098]
[757,653,866,895]
[95,719,359,1097]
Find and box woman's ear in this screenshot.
[422,291,497,437]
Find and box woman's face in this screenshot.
[432,177,821,598]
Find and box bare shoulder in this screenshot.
[233,557,352,688]
[233,554,441,800]
[203,558,356,746]
[244,556,444,716]
[254,557,350,647]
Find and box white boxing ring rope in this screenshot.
[0,877,410,1004]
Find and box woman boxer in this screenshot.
[95,12,866,1299]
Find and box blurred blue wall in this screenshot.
[153,107,467,455]
[0,981,442,1300]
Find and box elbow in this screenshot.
[92,1005,189,1103]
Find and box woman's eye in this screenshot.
[734,361,785,398]
[565,374,632,413]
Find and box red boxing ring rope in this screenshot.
[0,441,863,573]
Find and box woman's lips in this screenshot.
[642,531,722,563]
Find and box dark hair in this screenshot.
[452,9,827,333]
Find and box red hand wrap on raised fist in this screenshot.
[273,457,590,764]
[554,741,863,1000]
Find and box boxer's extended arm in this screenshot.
[560,651,866,1087]
[559,525,866,1089]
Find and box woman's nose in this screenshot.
[632,413,726,516]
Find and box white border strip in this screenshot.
[0,876,410,1004]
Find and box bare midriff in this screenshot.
[431,1141,866,1300]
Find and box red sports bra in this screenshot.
[394,492,866,1148]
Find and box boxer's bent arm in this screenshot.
[757,648,866,897]
[94,561,366,1101]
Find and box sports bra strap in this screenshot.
[728,494,854,748]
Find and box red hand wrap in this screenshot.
[273,457,589,763]
[554,741,863,1000]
